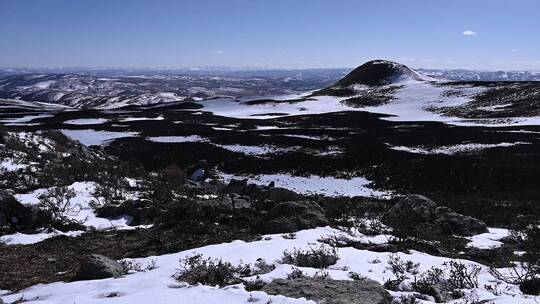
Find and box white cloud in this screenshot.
[215,50,224,55]
[462,30,477,36]
[512,48,519,52]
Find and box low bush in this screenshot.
[119,259,158,274]
[173,254,246,287]
[173,254,274,288]
[385,254,482,301]
[286,267,305,279]
[391,295,420,304]
[387,253,420,284]
[444,260,480,290]
[91,169,130,207]
[281,245,339,268]
[488,226,539,295]
[348,271,367,281]
[37,186,83,226]
[519,277,540,296]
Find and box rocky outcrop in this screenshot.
[262,277,392,304]
[0,190,51,232]
[97,200,155,225]
[382,195,488,236]
[226,179,300,204]
[256,201,328,234]
[72,254,124,281]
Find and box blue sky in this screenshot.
[0,0,539,70]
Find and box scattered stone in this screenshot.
[262,277,392,304]
[188,160,210,182]
[72,254,124,281]
[382,195,488,236]
[256,201,328,234]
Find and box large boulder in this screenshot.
[72,254,124,281]
[262,277,392,304]
[382,195,488,236]
[256,201,328,234]
[0,190,50,232]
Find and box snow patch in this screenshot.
[0,159,26,172]
[146,135,207,143]
[220,173,389,198]
[388,142,530,155]
[466,228,510,249]
[64,118,108,125]
[60,129,139,146]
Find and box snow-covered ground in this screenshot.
[199,96,357,119]
[60,129,139,146]
[0,230,84,246]
[120,115,165,122]
[220,173,390,198]
[146,135,208,143]
[63,118,109,125]
[0,113,53,125]
[0,159,27,172]
[466,228,510,250]
[196,81,540,127]
[216,144,296,156]
[1,227,533,304]
[388,142,531,155]
[1,181,148,245]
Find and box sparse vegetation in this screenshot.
[173,254,274,288]
[444,260,480,290]
[174,253,247,287]
[286,267,305,279]
[37,186,84,227]
[281,245,339,268]
[119,259,158,274]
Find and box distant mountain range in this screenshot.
[417,69,540,81]
[0,63,539,109]
[1,67,540,81]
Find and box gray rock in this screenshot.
[256,201,329,234]
[72,254,124,281]
[190,168,205,182]
[262,277,392,304]
[231,193,251,209]
[264,187,300,203]
[382,195,487,236]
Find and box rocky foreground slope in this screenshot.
[0,126,539,303]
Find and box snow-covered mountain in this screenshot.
[333,60,435,87]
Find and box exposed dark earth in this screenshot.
[1,60,539,303]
